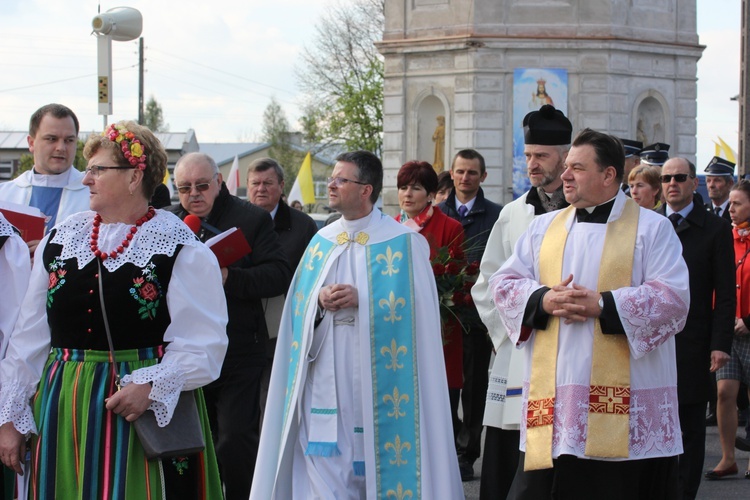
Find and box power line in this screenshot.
[0,65,138,93]
[149,47,297,96]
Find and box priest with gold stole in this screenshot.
[490,129,690,499]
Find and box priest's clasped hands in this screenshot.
[542,274,603,324]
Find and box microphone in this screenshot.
[183,214,221,236]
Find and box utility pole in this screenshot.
[138,37,144,125]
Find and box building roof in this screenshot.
[200,142,269,166]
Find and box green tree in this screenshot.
[261,97,304,192]
[144,95,169,132]
[14,140,87,179]
[296,0,384,156]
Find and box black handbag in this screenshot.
[97,261,205,460]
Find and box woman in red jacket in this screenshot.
[396,160,465,438]
[712,179,750,480]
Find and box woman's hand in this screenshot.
[0,422,26,474]
[105,383,153,422]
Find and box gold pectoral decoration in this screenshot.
[336,231,370,246]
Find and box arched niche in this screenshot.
[633,92,670,147]
[412,89,450,172]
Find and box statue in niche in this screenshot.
[432,115,446,172]
[637,99,666,145]
[530,78,555,108]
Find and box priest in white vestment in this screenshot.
[251,151,464,499]
[472,104,571,498]
[490,129,690,499]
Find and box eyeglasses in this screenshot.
[327,176,367,187]
[177,182,213,194]
[84,165,135,178]
[660,174,693,183]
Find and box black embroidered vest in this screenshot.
[43,233,182,351]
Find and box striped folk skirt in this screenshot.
[27,347,223,500]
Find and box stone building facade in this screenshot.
[377,0,704,209]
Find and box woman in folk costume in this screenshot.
[0,121,228,499]
[396,160,465,437]
[709,179,750,480]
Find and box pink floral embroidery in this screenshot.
[520,383,682,459]
[617,281,687,354]
[491,275,537,344]
[129,262,162,320]
[46,257,67,307]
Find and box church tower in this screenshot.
[377,0,704,207]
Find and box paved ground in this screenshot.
[462,425,750,499]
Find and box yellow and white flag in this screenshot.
[162,168,174,198]
[288,152,316,206]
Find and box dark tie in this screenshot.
[714,206,722,216]
[668,213,683,229]
[458,205,468,218]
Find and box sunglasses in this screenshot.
[176,182,212,194]
[660,174,693,183]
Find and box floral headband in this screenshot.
[102,123,147,170]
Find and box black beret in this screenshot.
[523,105,573,146]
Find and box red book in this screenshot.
[0,201,45,243]
[205,227,252,268]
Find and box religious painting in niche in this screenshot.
[513,68,568,197]
[636,97,666,146]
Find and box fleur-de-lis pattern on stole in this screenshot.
[283,235,336,427]
[368,235,420,499]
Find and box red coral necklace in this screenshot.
[90,207,155,260]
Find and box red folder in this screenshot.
[0,203,45,242]
[205,227,252,268]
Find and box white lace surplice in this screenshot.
[490,194,690,461]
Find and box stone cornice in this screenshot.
[376,34,705,57]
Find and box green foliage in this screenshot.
[144,95,169,132]
[14,140,87,179]
[296,0,384,156]
[260,97,305,191]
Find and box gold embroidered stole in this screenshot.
[525,199,639,470]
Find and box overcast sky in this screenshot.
[0,0,742,169]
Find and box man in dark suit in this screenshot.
[438,149,502,481]
[704,156,735,221]
[658,157,735,498]
[246,157,319,422]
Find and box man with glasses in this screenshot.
[252,151,463,499]
[657,157,734,498]
[169,152,291,500]
[0,104,89,254]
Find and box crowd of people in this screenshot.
[0,101,748,500]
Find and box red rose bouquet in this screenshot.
[431,243,481,337]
